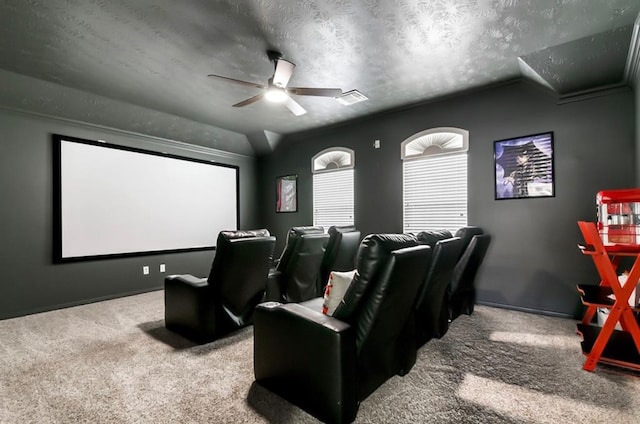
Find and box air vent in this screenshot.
[334,90,368,106]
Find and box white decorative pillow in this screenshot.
[322,270,357,316]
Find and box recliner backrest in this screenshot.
[281,232,330,302]
[320,225,361,288]
[333,233,419,328]
[451,234,491,293]
[333,233,431,398]
[356,244,432,348]
[454,226,484,259]
[208,229,276,324]
[276,226,324,272]
[415,236,464,344]
[449,234,492,320]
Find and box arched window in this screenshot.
[312,147,355,228]
[401,127,468,233]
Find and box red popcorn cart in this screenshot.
[597,188,640,246]
[574,188,640,372]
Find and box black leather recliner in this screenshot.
[265,226,330,303]
[415,232,464,345]
[454,226,483,255]
[164,229,276,343]
[445,226,484,321]
[449,233,492,321]
[319,225,361,290]
[272,226,324,268]
[253,233,432,424]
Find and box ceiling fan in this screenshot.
[208,50,343,116]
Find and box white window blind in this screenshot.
[403,152,467,233]
[313,169,354,228]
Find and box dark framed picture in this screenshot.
[276,174,298,213]
[494,131,554,200]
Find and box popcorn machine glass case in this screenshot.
[597,188,640,246]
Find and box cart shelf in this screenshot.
[577,323,640,371]
[576,284,614,307]
[576,284,640,311]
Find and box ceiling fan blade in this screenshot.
[233,93,265,107]
[287,87,343,97]
[284,96,307,116]
[208,74,265,89]
[272,59,295,88]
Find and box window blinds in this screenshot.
[313,169,354,229]
[403,153,467,233]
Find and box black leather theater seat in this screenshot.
[449,232,492,321]
[253,233,432,424]
[265,226,329,303]
[320,225,361,290]
[164,229,275,343]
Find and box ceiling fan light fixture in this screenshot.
[208,50,340,115]
[265,88,288,103]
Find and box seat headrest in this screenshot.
[454,226,484,248]
[358,233,419,260]
[415,230,453,248]
[289,226,324,238]
[329,225,357,235]
[219,228,270,242]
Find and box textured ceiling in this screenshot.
[520,25,634,95]
[0,0,639,155]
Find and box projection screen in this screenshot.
[53,134,239,262]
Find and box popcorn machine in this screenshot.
[597,188,640,246]
[574,188,640,373]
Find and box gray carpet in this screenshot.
[1,291,639,423]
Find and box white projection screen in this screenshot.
[53,135,239,262]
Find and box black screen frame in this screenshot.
[52,134,240,263]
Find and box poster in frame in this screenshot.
[276,174,298,213]
[494,131,555,200]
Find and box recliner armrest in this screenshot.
[165,274,208,287]
[256,301,352,332]
[264,269,283,302]
[253,302,358,424]
[164,274,214,342]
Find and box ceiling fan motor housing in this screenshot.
[267,50,283,62]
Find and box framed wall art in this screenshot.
[494,131,555,200]
[276,174,298,213]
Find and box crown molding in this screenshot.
[0,105,253,161]
[555,82,631,105]
[624,13,640,86]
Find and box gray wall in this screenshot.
[0,108,258,319]
[259,81,636,317]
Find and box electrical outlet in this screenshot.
[160,264,166,273]
[374,139,381,149]
[143,266,149,275]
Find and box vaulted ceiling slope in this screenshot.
[0,1,639,156]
